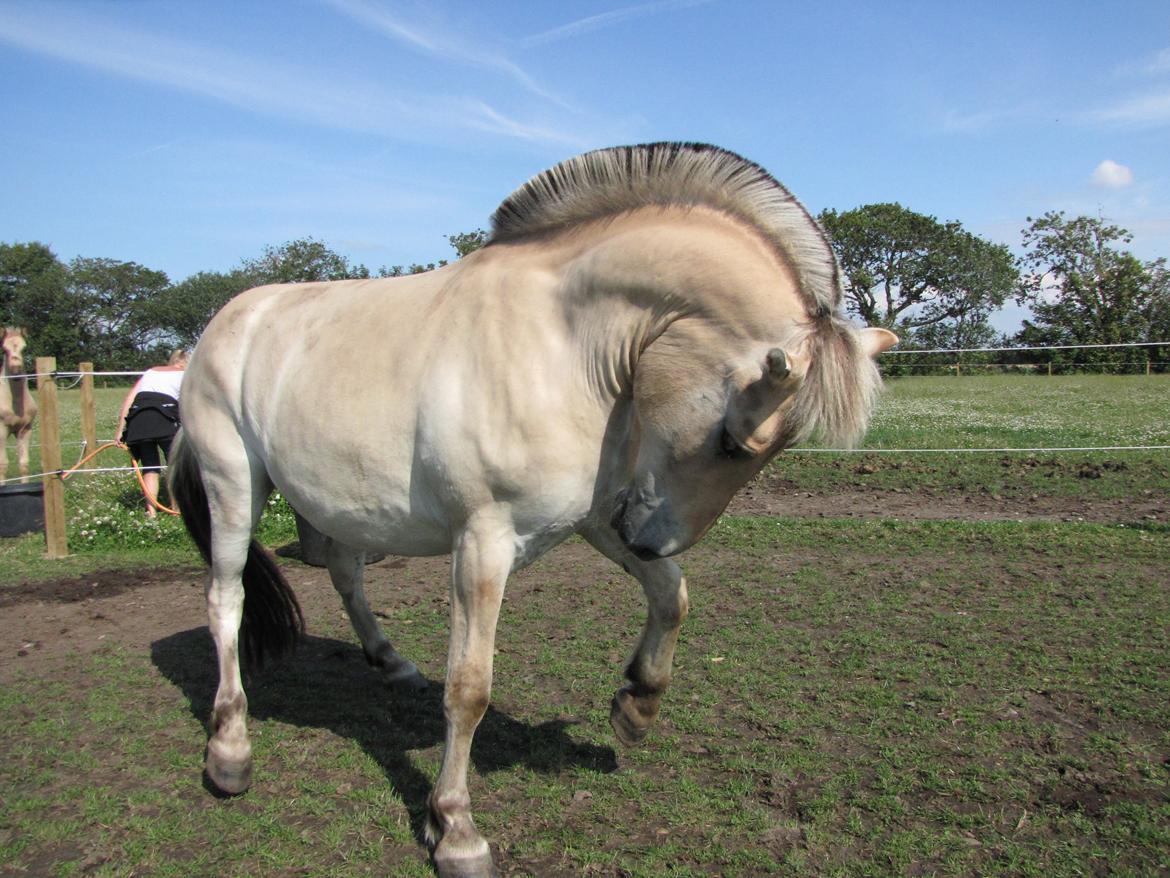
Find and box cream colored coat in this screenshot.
[173,144,896,878]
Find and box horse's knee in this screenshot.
[445,678,491,727]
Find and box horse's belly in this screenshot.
[297,504,453,557]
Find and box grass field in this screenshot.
[1,375,1168,876]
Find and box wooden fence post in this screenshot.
[35,357,68,558]
[79,362,97,452]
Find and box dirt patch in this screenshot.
[728,466,1169,523]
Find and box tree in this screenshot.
[0,241,82,363]
[241,237,370,284]
[1146,262,1170,340]
[376,230,485,277]
[446,229,488,258]
[819,203,1017,336]
[68,257,170,368]
[1015,212,1167,369]
[377,261,446,277]
[143,269,257,349]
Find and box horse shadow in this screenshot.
[151,628,618,844]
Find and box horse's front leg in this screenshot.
[324,539,426,689]
[581,524,689,746]
[427,517,513,878]
[16,428,32,481]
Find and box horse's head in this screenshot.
[2,328,28,375]
[612,319,896,559]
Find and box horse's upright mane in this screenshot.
[488,142,841,315]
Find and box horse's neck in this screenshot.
[554,214,752,399]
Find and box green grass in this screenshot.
[766,373,1170,501]
[2,518,1167,876]
[866,374,1170,450]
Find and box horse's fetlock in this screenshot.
[430,788,473,826]
[210,691,247,735]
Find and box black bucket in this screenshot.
[0,481,44,538]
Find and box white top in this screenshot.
[137,367,184,400]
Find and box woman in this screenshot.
[117,349,188,517]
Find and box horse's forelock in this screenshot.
[783,316,882,450]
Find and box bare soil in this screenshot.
[727,465,1170,523]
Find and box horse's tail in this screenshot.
[168,429,304,668]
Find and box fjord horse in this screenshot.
[1,328,38,483]
[170,143,897,877]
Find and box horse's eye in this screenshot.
[719,428,753,460]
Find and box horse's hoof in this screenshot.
[387,662,429,692]
[205,741,252,795]
[433,849,498,878]
[610,692,651,747]
[369,647,429,691]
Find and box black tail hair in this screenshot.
[168,430,304,668]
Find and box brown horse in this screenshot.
[170,143,897,877]
[1,328,38,483]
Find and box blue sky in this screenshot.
[1,1,1168,331]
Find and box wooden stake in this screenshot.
[36,357,68,558]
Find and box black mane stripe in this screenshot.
[487,142,842,314]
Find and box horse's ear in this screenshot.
[860,327,898,358]
[727,347,808,453]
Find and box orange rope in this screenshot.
[62,440,122,478]
[60,440,181,516]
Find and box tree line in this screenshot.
[2,209,1166,371]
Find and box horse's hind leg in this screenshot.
[580,524,689,746]
[202,457,271,794]
[324,540,426,689]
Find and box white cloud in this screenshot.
[1144,47,1170,75]
[519,0,713,48]
[322,0,567,106]
[1087,88,1170,128]
[1115,46,1170,78]
[0,3,586,147]
[1091,159,1134,189]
